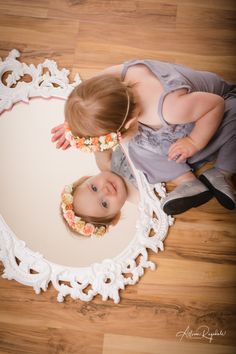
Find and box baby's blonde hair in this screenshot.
[65,74,137,139]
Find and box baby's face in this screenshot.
[73,171,128,219]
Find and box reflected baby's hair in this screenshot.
[60,176,120,238]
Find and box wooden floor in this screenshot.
[0,1,236,353]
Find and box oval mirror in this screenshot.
[0,50,172,303]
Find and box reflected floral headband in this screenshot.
[64,89,130,152]
[61,184,107,238]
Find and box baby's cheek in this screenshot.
[110,197,120,213]
[119,194,127,209]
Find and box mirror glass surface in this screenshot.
[0,98,139,267]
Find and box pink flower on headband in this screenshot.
[65,210,74,221]
[83,223,95,235]
[92,137,99,145]
[76,137,86,149]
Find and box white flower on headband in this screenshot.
[99,136,106,144]
[61,184,107,237]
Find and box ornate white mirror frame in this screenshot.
[0,50,173,303]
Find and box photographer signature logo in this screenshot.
[176,325,226,343]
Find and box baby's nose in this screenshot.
[102,185,111,196]
[102,183,115,196]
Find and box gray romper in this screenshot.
[119,59,236,184]
[111,145,137,188]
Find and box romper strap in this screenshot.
[121,63,129,81]
[158,92,170,127]
[120,59,145,81]
[158,86,192,127]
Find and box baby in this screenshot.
[53,59,236,216]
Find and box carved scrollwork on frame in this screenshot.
[0,49,81,112]
[0,50,173,303]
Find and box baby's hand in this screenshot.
[168,136,199,163]
[51,123,70,150]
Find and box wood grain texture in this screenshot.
[103,334,236,354]
[0,0,236,353]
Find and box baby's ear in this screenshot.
[111,211,121,227]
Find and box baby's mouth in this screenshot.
[110,182,117,192]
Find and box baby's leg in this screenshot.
[161,171,212,215]
[199,93,236,210]
[215,87,236,175]
[199,136,236,210]
[169,171,197,186]
[215,134,236,175]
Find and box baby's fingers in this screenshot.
[56,135,67,149]
[62,140,71,150]
[168,142,179,155]
[51,129,65,142]
[175,153,187,163]
[168,146,182,161]
[51,123,64,134]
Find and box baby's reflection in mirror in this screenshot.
[61,146,138,238]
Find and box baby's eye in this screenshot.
[91,184,97,192]
[101,201,108,209]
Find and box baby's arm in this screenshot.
[164,91,225,163]
[95,150,112,171]
[94,64,123,79]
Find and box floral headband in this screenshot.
[61,184,107,237]
[64,126,121,152]
[64,89,130,152]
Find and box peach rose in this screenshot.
[65,210,74,221]
[68,221,76,228]
[105,134,112,143]
[83,223,95,235]
[92,137,99,145]
[76,137,85,148]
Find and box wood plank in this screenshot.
[0,0,49,18]
[103,334,236,354]
[0,14,79,50]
